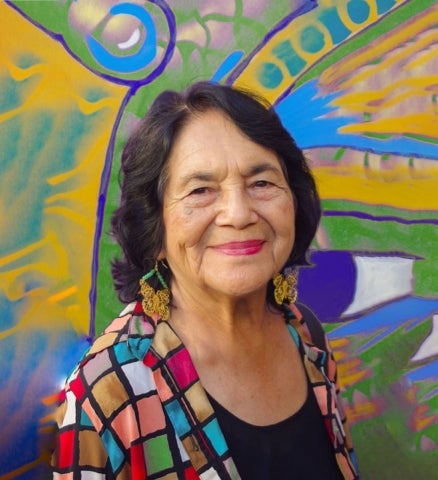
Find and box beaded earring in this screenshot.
[273,270,298,305]
[139,262,170,320]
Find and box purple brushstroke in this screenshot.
[323,210,438,226]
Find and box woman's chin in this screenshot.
[205,276,269,301]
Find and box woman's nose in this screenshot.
[215,187,258,228]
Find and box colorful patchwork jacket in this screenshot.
[52,301,359,479]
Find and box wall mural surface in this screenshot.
[0,1,437,478]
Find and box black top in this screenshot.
[207,382,344,479]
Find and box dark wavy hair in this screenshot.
[111,81,321,304]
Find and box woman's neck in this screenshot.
[166,279,284,359]
[170,280,273,329]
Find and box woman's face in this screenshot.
[160,109,295,302]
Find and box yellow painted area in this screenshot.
[411,404,438,432]
[333,75,437,112]
[320,8,438,87]
[341,113,437,138]
[47,132,112,186]
[0,3,128,334]
[314,165,438,210]
[346,400,381,423]
[0,237,49,268]
[322,8,438,140]
[48,285,79,303]
[337,355,371,388]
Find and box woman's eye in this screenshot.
[190,187,209,195]
[253,180,271,188]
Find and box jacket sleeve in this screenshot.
[52,388,110,479]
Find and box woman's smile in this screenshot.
[211,240,265,256]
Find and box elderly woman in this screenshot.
[52,82,359,479]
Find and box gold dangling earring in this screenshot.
[273,270,298,305]
[139,261,170,320]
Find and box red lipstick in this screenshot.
[213,240,264,256]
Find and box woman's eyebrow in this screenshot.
[179,171,215,185]
[246,163,282,176]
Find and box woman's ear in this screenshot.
[157,246,166,261]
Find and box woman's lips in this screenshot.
[213,240,264,256]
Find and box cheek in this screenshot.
[278,204,296,255]
[278,197,296,234]
[163,206,213,249]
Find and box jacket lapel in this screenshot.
[285,305,343,446]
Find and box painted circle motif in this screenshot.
[77,0,176,85]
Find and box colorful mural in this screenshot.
[0,1,437,479]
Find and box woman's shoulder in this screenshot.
[82,304,136,361]
[65,303,148,381]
